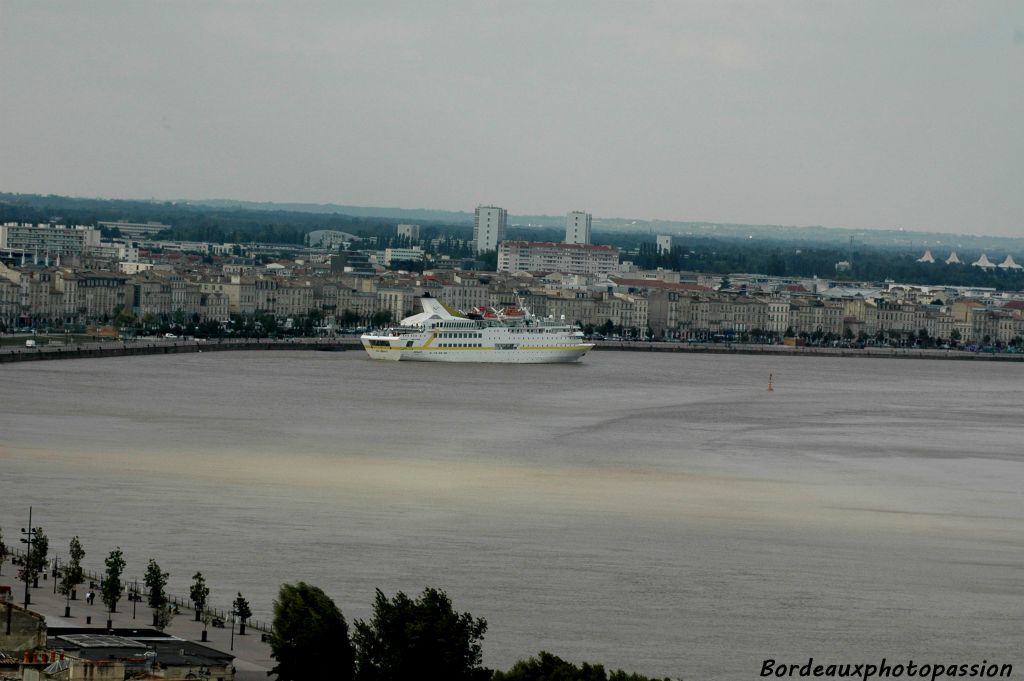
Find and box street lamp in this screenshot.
[19,507,37,608]
[229,608,236,651]
[53,555,60,595]
[63,561,72,618]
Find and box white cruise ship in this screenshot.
[361,295,594,363]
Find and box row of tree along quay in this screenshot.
[3,520,671,679]
[0,517,253,639]
[269,582,674,681]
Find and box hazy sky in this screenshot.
[1,2,1021,235]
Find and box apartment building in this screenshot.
[441,279,490,313]
[0,223,101,256]
[54,270,132,323]
[565,211,592,245]
[498,241,620,277]
[0,277,21,328]
[474,206,507,253]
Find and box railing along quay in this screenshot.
[6,547,274,634]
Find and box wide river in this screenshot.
[1,351,1022,679]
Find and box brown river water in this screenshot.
[1,351,1022,679]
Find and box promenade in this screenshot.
[2,571,275,681]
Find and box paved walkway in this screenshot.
[2,573,275,681]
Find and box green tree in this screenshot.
[370,310,393,328]
[233,592,252,635]
[144,559,169,616]
[112,305,136,329]
[59,536,85,599]
[190,572,210,622]
[269,582,354,681]
[101,548,126,613]
[353,587,489,681]
[340,309,361,327]
[21,527,48,587]
[0,527,7,576]
[153,603,176,631]
[492,651,673,681]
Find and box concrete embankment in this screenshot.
[591,341,1024,361]
[0,337,363,363]
[3,337,1021,362]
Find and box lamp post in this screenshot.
[132,579,138,620]
[53,555,60,595]
[19,507,37,608]
[229,608,236,651]
[63,564,71,618]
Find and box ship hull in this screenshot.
[360,294,593,363]
[361,343,592,363]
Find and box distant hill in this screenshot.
[184,198,1024,252]
[187,199,477,225]
[4,191,1024,255]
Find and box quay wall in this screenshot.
[0,338,359,363]
[2,337,1022,362]
[590,341,1024,361]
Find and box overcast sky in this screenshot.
[0,2,1021,235]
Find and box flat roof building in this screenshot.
[565,211,592,245]
[498,241,620,276]
[97,221,169,239]
[0,223,101,256]
[474,206,507,253]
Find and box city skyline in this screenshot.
[0,2,1021,237]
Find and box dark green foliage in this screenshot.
[144,559,168,609]
[370,310,393,328]
[353,587,490,681]
[493,651,674,681]
[59,536,85,597]
[20,527,48,583]
[153,603,175,631]
[190,572,209,614]
[269,582,354,681]
[233,592,252,623]
[0,191,468,247]
[101,548,126,613]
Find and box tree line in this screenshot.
[0,526,252,637]
[269,581,674,681]
[0,528,673,680]
[618,237,1024,291]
